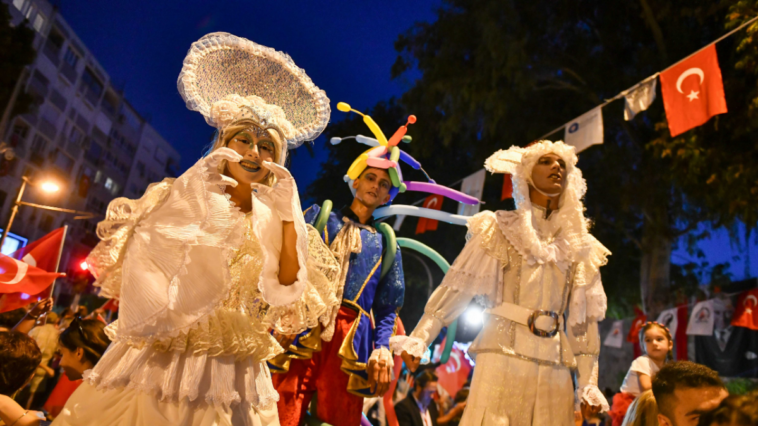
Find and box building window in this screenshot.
[32,12,45,32]
[94,170,102,184]
[53,150,74,174]
[104,177,114,191]
[63,47,79,68]
[12,0,28,12]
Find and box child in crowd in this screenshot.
[0,331,43,426]
[43,318,110,419]
[609,322,673,426]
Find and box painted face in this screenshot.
[224,127,280,187]
[659,386,728,426]
[643,326,672,361]
[353,168,392,208]
[530,153,567,195]
[57,344,88,381]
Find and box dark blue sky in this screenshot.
[59,0,437,183]
[58,1,756,282]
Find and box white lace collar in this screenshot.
[495,209,572,272]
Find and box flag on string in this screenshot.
[0,228,66,313]
[501,174,513,201]
[660,44,728,137]
[457,169,486,217]
[603,320,625,348]
[731,288,758,331]
[564,106,604,153]
[416,194,444,234]
[656,307,680,338]
[687,299,715,336]
[627,307,647,343]
[624,76,658,120]
[676,303,689,360]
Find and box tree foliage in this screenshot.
[307,0,758,324]
[0,3,36,119]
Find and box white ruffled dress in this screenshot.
[52,158,318,426]
[391,207,611,426]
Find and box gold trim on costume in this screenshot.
[352,258,382,302]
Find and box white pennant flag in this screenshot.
[656,307,679,338]
[603,320,625,348]
[686,299,715,336]
[564,106,604,153]
[624,77,658,121]
[457,169,486,217]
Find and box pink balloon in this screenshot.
[403,181,480,205]
[367,157,397,169]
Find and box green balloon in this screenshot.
[314,200,333,235]
[396,238,458,364]
[376,223,397,281]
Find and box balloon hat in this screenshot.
[334,102,480,222]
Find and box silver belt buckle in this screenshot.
[527,310,560,338]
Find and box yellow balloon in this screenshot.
[347,154,368,180]
[389,146,400,162]
[337,102,352,112]
[363,116,388,146]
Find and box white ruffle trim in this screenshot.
[496,210,571,272]
[84,341,279,410]
[568,237,611,327]
[389,335,427,359]
[576,385,610,413]
[369,347,394,369]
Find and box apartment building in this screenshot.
[0,0,179,298]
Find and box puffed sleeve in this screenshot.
[390,211,504,357]
[568,236,611,412]
[372,245,405,350]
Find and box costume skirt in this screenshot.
[460,352,574,426]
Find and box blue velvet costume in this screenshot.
[268,204,405,396]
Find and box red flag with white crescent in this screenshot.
[731,288,758,331]
[660,44,728,137]
[0,228,66,313]
[415,194,444,235]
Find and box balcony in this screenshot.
[27,76,49,99]
[30,152,45,166]
[79,84,101,108]
[42,43,61,66]
[36,117,57,140]
[59,61,77,84]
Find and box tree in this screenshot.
[0,2,36,121]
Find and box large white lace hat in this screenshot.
[177,32,331,149]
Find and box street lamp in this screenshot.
[0,175,94,251]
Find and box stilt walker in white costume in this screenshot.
[394,141,611,426]
[52,32,332,426]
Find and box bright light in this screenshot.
[464,306,484,326]
[80,261,89,271]
[40,182,60,193]
[20,293,30,300]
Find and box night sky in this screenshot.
[58,1,756,282]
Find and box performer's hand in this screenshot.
[400,350,421,372]
[580,401,602,420]
[257,161,296,221]
[367,358,392,396]
[203,147,242,187]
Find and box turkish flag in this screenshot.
[501,174,513,201]
[415,194,444,234]
[660,44,728,137]
[627,306,647,343]
[435,343,473,398]
[0,228,66,313]
[731,288,758,331]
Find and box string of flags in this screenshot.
[391,15,758,231]
[602,288,758,350]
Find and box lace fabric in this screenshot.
[321,220,362,341]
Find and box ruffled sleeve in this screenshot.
[114,157,246,341]
[85,179,174,299]
[567,236,610,327]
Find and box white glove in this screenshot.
[251,161,297,221]
[203,147,242,188]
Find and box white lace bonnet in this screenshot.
[177,32,331,158]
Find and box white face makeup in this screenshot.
[225,127,280,186]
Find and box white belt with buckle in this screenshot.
[485,302,561,338]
